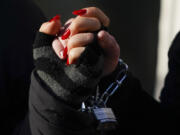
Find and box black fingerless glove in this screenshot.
[33,32,104,107]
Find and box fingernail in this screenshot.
[49,15,60,22]
[72,9,87,16]
[66,57,69,65]
[61,29,71,40]
[60,50,64,58]
[63,46,68,58]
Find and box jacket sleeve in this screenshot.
[19,66,174,135]
[28,71,97,135]
[20,31,104,135]
[26,62,161,135]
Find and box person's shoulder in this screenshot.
[168,31,180,60]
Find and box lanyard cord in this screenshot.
[96,59,128,107]
[81,59,128,110]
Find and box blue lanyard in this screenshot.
[81,58,128,110]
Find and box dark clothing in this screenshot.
[161,32,180,107]
[0,1,178,134]
[1,1,160,134]
[0,1,46,134]
[26,71,160,135]
[16,32,180,135]
[18,70,174,135]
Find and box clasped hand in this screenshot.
[39,7,120,77]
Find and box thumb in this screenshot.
[97,30,120,76]
[97,30,120,59]
[39,15,61,36]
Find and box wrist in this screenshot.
[102,58,119,77]
[99,59,128,92]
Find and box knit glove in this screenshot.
[33,31,104,107]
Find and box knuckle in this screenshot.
[85,33,94,42]
[67,36,79,50]
[87,7,99,16]
[92,18,101,29]
[70,17,80,31]
[69,49,76,60]
[70,21,78,31]
[70,16,85,32]
[39,22,48,31]
[41,22,47,27]
[67,38,74,50]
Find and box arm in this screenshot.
[28,26,105,134]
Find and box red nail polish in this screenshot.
[61,29,71,40]
[63,47,68,58]
[72,9,87,16]
[66,57,69,65]
[49,15,60,22]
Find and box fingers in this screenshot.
[53,32,94,61]
[98,30,120,59]
[67,31,119,67]
[39,15,61,36]
[61,7,110,40]
[52,38,65,59]
[67,33,94,64]
[67,33,94,52]
[69,16,101,36]
[73,7,110,27]
[68,47,85,64]
[97,30,120,76]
